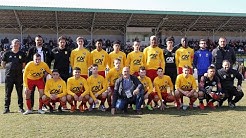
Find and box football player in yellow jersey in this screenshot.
[91,39,109,77]
[151,67,175,110]
[126,41,145,76]
[105,58,122,109]
[87,64,107,111]
[175,65,198,110]
[42,69,67,113]
[137,66,153,110]
[23,53,52,115]
[175,37,194,74]
[70,36,92,79]
[143,35,165,81]
[108,41,126,69]
[67,67,90,112]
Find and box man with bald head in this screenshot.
[143,35,165,81]
[212,37,236,69]
[111,67,144,115]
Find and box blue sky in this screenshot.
[0,0,245,13]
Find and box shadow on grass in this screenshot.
[43,109,142,118]
[34,105,246,118]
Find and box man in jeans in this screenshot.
[111,67,144,115]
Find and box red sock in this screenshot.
[43,99,51,107]
[100,98,106,105]
[38,98,43,110]
[26,99,31,110]
[107,96,111,107]
[60,101,66,108]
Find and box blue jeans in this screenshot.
[116,89,144,111]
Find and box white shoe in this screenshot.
[99,105,106,112]
[193,104,197,108]
[182,105,188,110]
[38,109,45,114]
[23,110,33,115]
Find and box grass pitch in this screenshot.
[1,82,246,138]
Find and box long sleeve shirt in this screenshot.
[126,51,145,74]
[44,78,67,98]
[67,76,89,97]
[70,48,92,75]
[87,75,108,101]
[143,46,165,70]
[108,51,126,69]
[91,49,109,72]
[175,74,197,91]
[175,46,194,68]
[153,75,173,100]
[138,76,153,94]
[106,67,122,87]
[23,61,52,87]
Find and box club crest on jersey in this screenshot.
[65,51,67,54]
[206,53,208,57]
[40,68,45,71]
[156,51,158,54]
[58,85,61,88]
[19,55,22,59]
[231,74,234,78]
[212,81,216,85]
[102,55,104,57]
[199,54,201,57]
[83,52,86,55]
[223,75,226,79]
[9,55,12,58]
[80,83,82,86]
[119,56,122,59]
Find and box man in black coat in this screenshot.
[50,36,71,82]
[212,37,236,69]
[111,67,144,115]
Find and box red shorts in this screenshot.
[146,69,158,82]
[50,98,61,103]
[98,71,105,78]
[27,78,45,90]
[151,92,175,102]
[75,92,83,97]
[178,67,193,75]
[80,75,88,79]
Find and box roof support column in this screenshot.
[13,10,23,43]
[187,15,202,32]
[124,13,133,45]
[90,13,96,46]
[155,15,168,35]
[55,11,59,40]
[215,17,233,33]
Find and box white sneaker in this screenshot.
[23,110,33,115]
[182,105,188,110]
[38,109,45,114]
[193,104,197,108]
[99,105,106,112]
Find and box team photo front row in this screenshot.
[5,53,244,115]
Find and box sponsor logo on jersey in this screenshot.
[76,56,85,62]
[166,57,174,63]
[133,59,141,65]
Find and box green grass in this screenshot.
[1,82,246,138]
